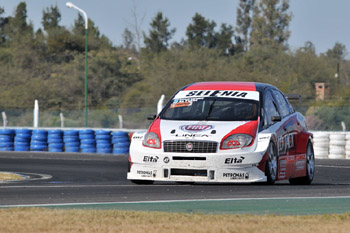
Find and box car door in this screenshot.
[271,89,297,179]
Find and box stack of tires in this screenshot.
[30,129,48,151]
[14,129,32,151]
[64,130,80,152]
[313,132,329,159]
[345,134,350,159]
[96,130,112,154]
[79,129,96,153]
[0,129,15,151]
[328,133,346,159]
[112,131,130,155]
[48,130,64,152]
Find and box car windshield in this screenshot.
[161,97,259,121]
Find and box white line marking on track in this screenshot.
[316,165,350,168]
[2,196,350,208]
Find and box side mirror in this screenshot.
[147,115,157,120]
[271,115,281,122]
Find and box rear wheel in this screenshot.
[289,140,315,185]
[265,142,278,185]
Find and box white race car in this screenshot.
[127,82,315,184]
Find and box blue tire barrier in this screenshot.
[112,131,129,137]
[97,148,112,154]
[0,142,14,147]
[81,148,96,153]
[32,129,48,135]
[0,147,14,151]
[0,136,13,142]
[96,143,112,148]
[65,142,80,147]
[14,136,30,142]
[31,140,47,146]
[114,141,130,147]
[15,146,30,151]
[63,136,79,143]
[0,129,15,135]
[15,141,30,146]
[80,143,96,149]
[48,143,64,149]
[49,148,63,152]
[48,129,63,135]
[96,134,112,140]
[48,134,63,140]
[112,137,129,144]
[30,144,48,151]
[95,130,111,135]
[64,130,79,136]
[113,147,129,154]
[79,129,95,135]
[15,133,31,139]
[48,138,63,144]
[31,134,48,141]
[79,134,95,140]
[96,139,111,144]
[80,139,96,144]
[15,129,32,134]
[65,147,80,153]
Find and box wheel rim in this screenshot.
[306,143,315,180]
[268,143,277,181]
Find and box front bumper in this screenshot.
[127,149,267,183]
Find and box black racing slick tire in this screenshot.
[265,142,278,185]
[289,140,315,185]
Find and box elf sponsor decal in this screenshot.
[143,156,159,163]
[223,172,250,180]
[137,170,157,178]
[180,125,214,132]
[174,90,259,100]
[132,135,144,140]
[225,156,245,164]
[278,133,295,154]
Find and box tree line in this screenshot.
[0,1,349,129]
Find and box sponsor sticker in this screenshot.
[163,157,170,163]
[223,172,250,180]
[224,156,245,164]
[174,90,259,100]
[143,156,159,163]
[137,170,157,178]
[180,125,214,132]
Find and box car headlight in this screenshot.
[143,132,161,148]
[221,134,253,149]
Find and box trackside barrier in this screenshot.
[0,129,15,151]
[0,128,131,155]
[312,131,350,159]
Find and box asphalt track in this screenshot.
[1,152,350,214]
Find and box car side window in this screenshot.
[263,91,280,127]
[272,90,291,118]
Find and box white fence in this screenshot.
[312,131,350,159]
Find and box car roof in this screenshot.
[183,82,273,93]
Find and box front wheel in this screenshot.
[265,142,278,185]
[289,140,315,185]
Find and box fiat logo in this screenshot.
[180,125,213,132]
[186,143,193,151]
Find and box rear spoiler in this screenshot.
[286,94,301,103]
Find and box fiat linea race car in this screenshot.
[127,82,315,184]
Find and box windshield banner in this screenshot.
[174,90,259,100]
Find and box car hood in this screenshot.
[159,119,259,142]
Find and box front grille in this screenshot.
[171,169,207,177]
[163,141,217,153]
